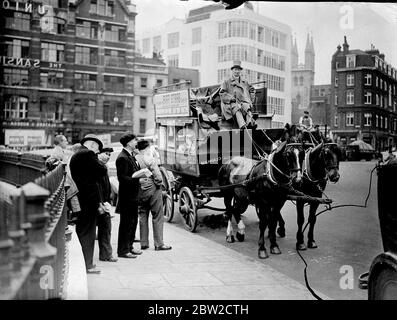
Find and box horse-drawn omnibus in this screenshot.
[153,80,284,232]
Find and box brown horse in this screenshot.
[218,126,305,259]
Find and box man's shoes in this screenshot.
[118,253,137,259]
[99,257,118,262]
[155,245,172,251]
[141,245,149,250]
[130,248,142,255]
[86,267,101,274]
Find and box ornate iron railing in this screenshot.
[0,151,70,300]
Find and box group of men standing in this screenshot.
[54,132,171,274]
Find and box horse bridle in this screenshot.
[304,143,339,183]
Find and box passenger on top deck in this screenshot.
[219,60,257,130]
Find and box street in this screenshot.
[169,161,383,300]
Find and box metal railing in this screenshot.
[0,151,70,300]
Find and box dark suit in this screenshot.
[70,147,108,269]
[116,149,140,255]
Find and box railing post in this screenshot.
[0,200,14,296]
[22,182,56,300]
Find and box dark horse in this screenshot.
[276,138,341,250]
[218,125,305,259]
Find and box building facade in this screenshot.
[133,55,168,136]
[309,84,332,136]
[291,34,315,124]
[136,2,292,127]
[330,37,397,150]
[0,0,137,146]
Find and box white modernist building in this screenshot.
[136,3,292,126]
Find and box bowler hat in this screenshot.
[100,147,114,154]
[231,60,243,70]
[137,140,150,151]
[80,134,103,150]
[120,133,136,147]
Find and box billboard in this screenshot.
[5,129,47,147]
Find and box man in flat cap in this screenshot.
[219,60,257,129]
[116,133,142,258]
[70,134,107,274]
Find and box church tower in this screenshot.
[304,33,315,71]
[291,37,299,69]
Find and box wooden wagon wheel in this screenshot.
[160,166,175,223]
[178,186,198,232]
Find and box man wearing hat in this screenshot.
[70,134,108,274]
[219,60,257,129]
[116,133,142,258]
[135,140,172,251]
[299,110,314,131]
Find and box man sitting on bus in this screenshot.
[219,61,257,130]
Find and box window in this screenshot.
[376,76,378,87]
[192,27,201,44]
[218,22,227,39]
[3,68,28,86]
[74,73,97,90]
[40,97,57,120]
[41,43,64,62]
[258,26,264,42]
[346,112,354,126]
[364,92,372,104]
[380,95,383,107]
[346,55,356,68]
[346,74,354,86]
[380,116,384,128]
[76,20,98,39]
[140,96,147,109]
[103,101,123,122]
[153,36,161,52]
[5,12,30,31]
[140,77,147,88]
[192,50,201,67]
[104,75,125,92]
[299,76,303,86]
[75,46,98,65]
[156,79,163,87]
[139,119,146,134]
[90,0,114,16]
[168,32,179,49]
[105,25,126,42]
[364,113,372,126]
[168,54,179,67]
[2,39,30,58]
[142,38,150,54]
[335,94,338,105]
[385,117,388,129]
[335,76,338,87]
[376,94,380,106]
[346,91,354,105]
[334,115,338,127]
[293,77,298,87]
[376,115,379,127]
[4,96,28,119]
[389,85,392,107]
[249,23,256,40]
[40,71,64,88]
[364,74,372,86]
[104,49,125,67]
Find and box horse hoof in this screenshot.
[236,232,245,242]
[270,246,281,255]
[308,241,318,249]
[277,227,286,238]
[296,243,307,251]
[226,235,235,243]
[258,249,269,259]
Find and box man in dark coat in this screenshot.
[70,134,107,274]
[116,133,142,258]
[97,147,118,262]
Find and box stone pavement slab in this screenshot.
[85,214,329,300]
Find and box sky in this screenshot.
[133,1,397,85]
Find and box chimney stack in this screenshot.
[342,36,349,53]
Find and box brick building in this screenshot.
[0,0,137,146]
[309,84,331,136]
[330,37,397,150]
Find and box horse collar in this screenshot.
[266,153,278,185]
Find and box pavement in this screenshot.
[73,210,330,300]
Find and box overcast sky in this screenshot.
[133,1,397,85]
